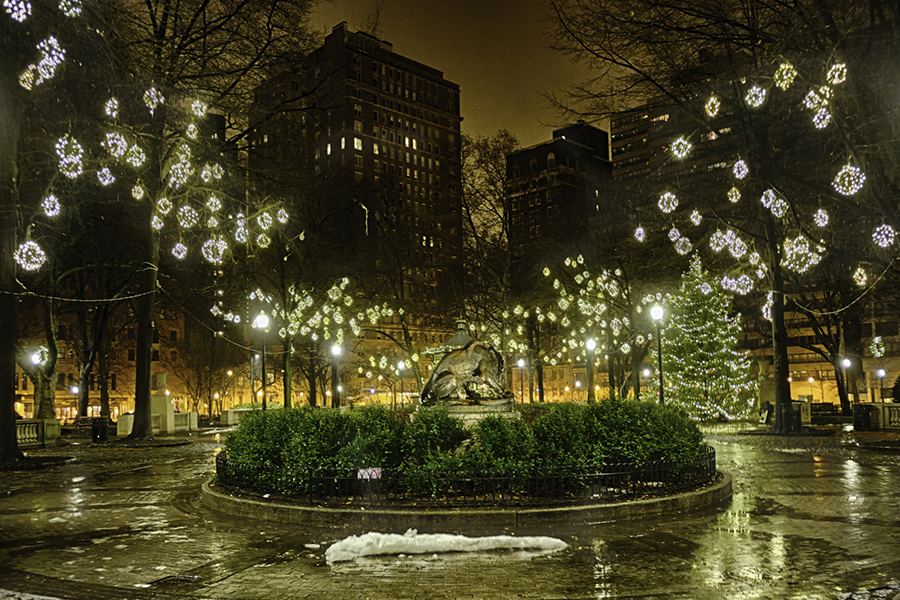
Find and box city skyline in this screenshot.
[311,0,591,148]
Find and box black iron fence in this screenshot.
[214,446,718,508]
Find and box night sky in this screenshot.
[311,0,590,148]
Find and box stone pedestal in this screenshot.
[445,400,519,428]
[150,372,175,433]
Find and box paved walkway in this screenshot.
[0,424,898,599]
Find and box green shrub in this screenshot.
[465,415,535,471]
[400,405,469,465]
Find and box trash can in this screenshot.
[852,404,871,432]
[91,417,109,443]
[781,404,801,433]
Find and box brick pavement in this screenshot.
[0,426,897,599]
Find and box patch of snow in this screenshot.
[325,528,567,564]
[304,543,320,549]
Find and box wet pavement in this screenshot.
[0,423,898,599]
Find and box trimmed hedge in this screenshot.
[225,399,704,475]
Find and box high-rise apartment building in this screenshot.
[505,121,613,260]
[250,22,464,302]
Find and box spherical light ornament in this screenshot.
[235,226,248,243]
[177,205,199,228]
[783,235,822,273]
[157,197,172,215]
[31,36,65,87]
[813,108,831,129]
[132,185,144,200]
[853,266,867,287]
[675,237,692,255]
[191,100,207,117]
[745,86,766,107]
[257,234,271,248]
[733,159,749,179]
[257,212,273,230]
[56,134,83,178]
[727,187,741,203]
[705,96,720,117]
[172,243,187,259]
[276,209,289,224]
[872,224,895,248]
[201,163,224,182]
[4,0,32,22]
[151,215,164,230]
[634,226,645,242]
[207,196,221,212]
[833,164,865,196]
[39,194,60,218]
[827,63,847,85]
[668,227,681,242]
[58,0,81,17]
[102,132,128,158]
[761,189,788,218]
[774,62,797,90]
[201,238,227,264]
[814,208,829,227]
[14,241,45,271]
[104,98,118,118]
[207,216,219,228]
[671,136,692,159]
[97,167,115,186]
[870,336,886,358]
[690,209,702,226]
[186,123,198,140]
[658,191,678,213]
[125,145,146,167]
[144,87,164,115]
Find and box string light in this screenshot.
[277,209,289,224]
[745,86,766,107]
[56,134,83,178]
[720,274,753,295]
[15,241,45,271]
[669,227,682,242]
[675,237,692,255]
[814,208,829,227]
[207,196,221,212]
[761,189,788,218]
[157,198,172,214]
[833,164,865,196]
[191,100,207,117]
[727,187,740,203]
[42,195,60,217]
[804,86,831,110]
[257,234,271,248]
[705,96,720,117]
[774,62,797,90]
[672,136,692,159]
[201,238,228,264]
[169,144,193,188]
[870,336,885,358]
[813,107,831,129]
[658,191,678,213]
[733,159,748,179]
[257,212,273,230]
[634,226,645,242]
[853,266,867,286]
[132,185,144,200]
[186,124,198,140]
[762,292,773,321]
[207,216,218,228]
[201,163,224,182]
[151,215,164,230]
[172,243,187,259]
[872,224,895,248]
[827,63,847,85]
[144,87,164,115]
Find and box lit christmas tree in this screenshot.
[658,256,757,420]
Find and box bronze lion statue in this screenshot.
[420,341,511,405]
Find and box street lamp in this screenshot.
[331,344,342,408]
[651,305,665,404]
[253,311,269,410]
[808,376,814,402]
[397,360,405,406]
[878,369,886,402]
[585,338,596,403]
[517,358,525,403]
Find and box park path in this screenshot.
[0,424,898,599]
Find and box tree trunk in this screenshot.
[766,220,792,432]
[0,61,22,461]
[308,348,317,407]
[331,359,340,408]
[586,343,595,403]
[282,337,292,409]
[98,334,111,418]
[607,354,617,401]
[128,233,159,440]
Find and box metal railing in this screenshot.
[214,446,718,508]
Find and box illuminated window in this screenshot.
[326,143,331,155]
[354,137,363,150]
[341,137,346,150]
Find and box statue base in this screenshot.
[445,399,519,428]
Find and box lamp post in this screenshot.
[397,360,405,406]
[585,338,596,403]
[331,344,341,408]
[878,369,886,402]
[253,311,269,410]
[517,358,525,403]
[651,305,665,404]
[808,376,814,403]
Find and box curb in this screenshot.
[201,471,732,530]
